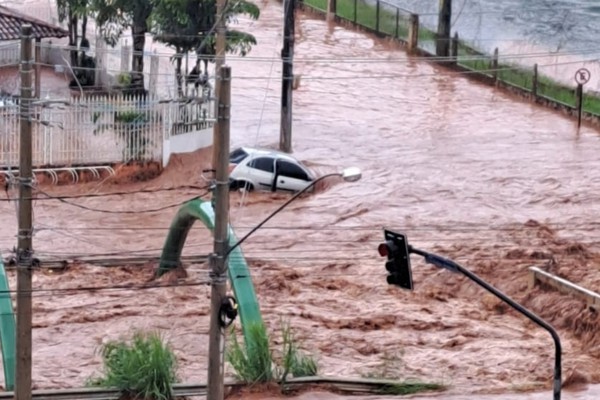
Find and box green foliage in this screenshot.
[115,110,147,123]
[117,73,133,86]
[226,321,318,385]
[226,322,274,383]
[280,322,318,382]
[89,331,178,400]
[377,382,445,395]
[151,0,260,63]
[90,0,153,47]
[56,0,88,23]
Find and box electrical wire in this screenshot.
[0,185,211,202]
[32,187,210,214]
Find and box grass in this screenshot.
[88,331,178,400]
[280,322,319,382]
[303,0,600,117]
[226,321,318,385]
[377,382,445,395]
[226,322,275,383]
[303,0,436,41]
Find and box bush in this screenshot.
[89,331,178,400]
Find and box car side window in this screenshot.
[248,157,274,172]
[277,160,310,181]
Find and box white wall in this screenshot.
[162,127,213,166]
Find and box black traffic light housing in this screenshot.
[378,229,413,290]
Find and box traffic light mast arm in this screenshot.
[408,246,563,400]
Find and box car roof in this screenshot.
[238,147,301,163]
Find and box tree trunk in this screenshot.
[68,12,78,67]
[130,23,147,95]
[175,49,183,97]
[81,15,88,47]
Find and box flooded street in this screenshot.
[1,0,600,398]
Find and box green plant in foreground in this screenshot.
[89,331,178,400]
[226,321,319,384]
[280,321,318,382]
[226,322,275,383]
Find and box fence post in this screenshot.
[451,32,458,64]
[491,47,499,83]
[375,0,380,32]
[395,9,400,38]
[121,44,131,74]
[149,51,159,98]
[532,63,538,99]
[327,0,336,21]
[353,0,357,23]
[408,14,419,53]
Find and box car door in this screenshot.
[274,159,312,192]
[246,156,276,190]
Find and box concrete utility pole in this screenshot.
[280,0,295,153]
[436,0,452,58]
[16,24,34,400]
[206,65,231,400]
[212,0,228,168]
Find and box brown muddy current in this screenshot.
[2,0,600,398]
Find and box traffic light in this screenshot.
[378,229,413,290]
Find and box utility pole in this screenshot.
[16,24,34,400]
[280,0,295,153]
[436,0,452,58]
[212,0,228,168]
[206,65,231,400]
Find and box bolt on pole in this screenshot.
[16,23,34,400]
[206,65,231,400]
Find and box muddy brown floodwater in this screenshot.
[2,0,600,398]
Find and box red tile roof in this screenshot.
[0,6,68,41]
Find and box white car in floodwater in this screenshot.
[228,147,315,192]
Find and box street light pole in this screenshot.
[227,167,361,256]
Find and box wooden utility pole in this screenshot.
[16,24,34,400]
[212,0,228,168]
[436,0,452,58]
[206,65,231,400]
[280,0,295,153]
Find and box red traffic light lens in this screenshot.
[378,243,389,257]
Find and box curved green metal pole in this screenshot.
[156,199,263,343]
[0,257,15,390]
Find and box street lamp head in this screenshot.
[341,167,362,182]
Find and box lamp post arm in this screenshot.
[225,173,341,257]
[409,246,562,400]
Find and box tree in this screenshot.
[151,0,259,95]
[56,0,89,67]
[90,0,154,94]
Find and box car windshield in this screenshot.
[229,148,249,164]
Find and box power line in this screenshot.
[0,185,211,202]
[32,187,211,214]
